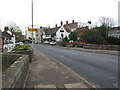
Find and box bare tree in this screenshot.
[7,21,21,32]
[99,17,115,27]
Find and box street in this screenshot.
[34,44,119,88]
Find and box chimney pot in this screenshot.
[55,24,57,28]
[72,20,75,23]
[66,21,68,24]
[88,21,91,24]
[48,26,50,30]
[4,26,9,31]
[61,21,63,26]
[40,26,42,29]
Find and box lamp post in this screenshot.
[32,0,34,48]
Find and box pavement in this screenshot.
[25,48,94,89]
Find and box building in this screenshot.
[42,22,69,43]
[56,25,69,42]
[118,1,120,26]
[36,27,47,43]
[64,20,93,33]
[0,30,3,52]
[75,27,89,40]
[77,21,93,29]
[108,27,120,38]
[26,29,37,41]
[1,27,16,52]
[64,20,78,32]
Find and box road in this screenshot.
[34,44,119,88]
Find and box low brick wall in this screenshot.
[2,54,29,88]
[10,48,33,62]
[83,44,119,51]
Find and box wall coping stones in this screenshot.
[2,54,29,88]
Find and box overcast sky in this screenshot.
[0,0,119,34]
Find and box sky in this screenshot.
[0,0,119,35]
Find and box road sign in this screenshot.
[28,28,37,31]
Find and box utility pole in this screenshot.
[32,0,34,48]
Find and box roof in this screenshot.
[44,27,60,35]
[109,27,120,30]
[64,22,77,32]
[75,27,89,32]
[2,30,12,39]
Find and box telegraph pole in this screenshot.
[32,0,34,48]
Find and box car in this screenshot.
[19,42,24,45]
[43,41,49,44]
[34,41,38,44]
[16,42,23,45]
[50,41,56,45]
[24,41,29,44]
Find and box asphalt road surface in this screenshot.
[34,44,119,88]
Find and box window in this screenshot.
[60,30,64,32]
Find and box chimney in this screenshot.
[48,26,50,30]
[61,21,63,26]
[55,24,57,28]
[66,21,68,25]
[72,20,75,23]
[4,26,9,31]
[88,21,91,24]
[40,26,42,29]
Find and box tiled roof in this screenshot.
[64,22,77,32]
[2,31,12,39]
[44,27,60,35]
[75,27,88,32]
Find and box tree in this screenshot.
[7,21,22,32]
[107,36,120,45]
[99,17,115,27]
[7,21,24,42]
[81,30,105,44]
[60,37,68,47]
[14,31,23,42]
[69,32,78,41]
[96,25,109,41]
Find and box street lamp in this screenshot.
[32,0,34,48]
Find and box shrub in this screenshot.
[13,44,30,51]
[60,37,69,47]
[69,32,78,41]
[107,36,120,45]
[60,41,67,47]
[81,30,105,44]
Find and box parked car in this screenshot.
[34,41,38,44]
[16,42,23,45]
[19,42,24,45]
[50,41,56,45]
[24,41,29,44]
[43,41,49,44]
